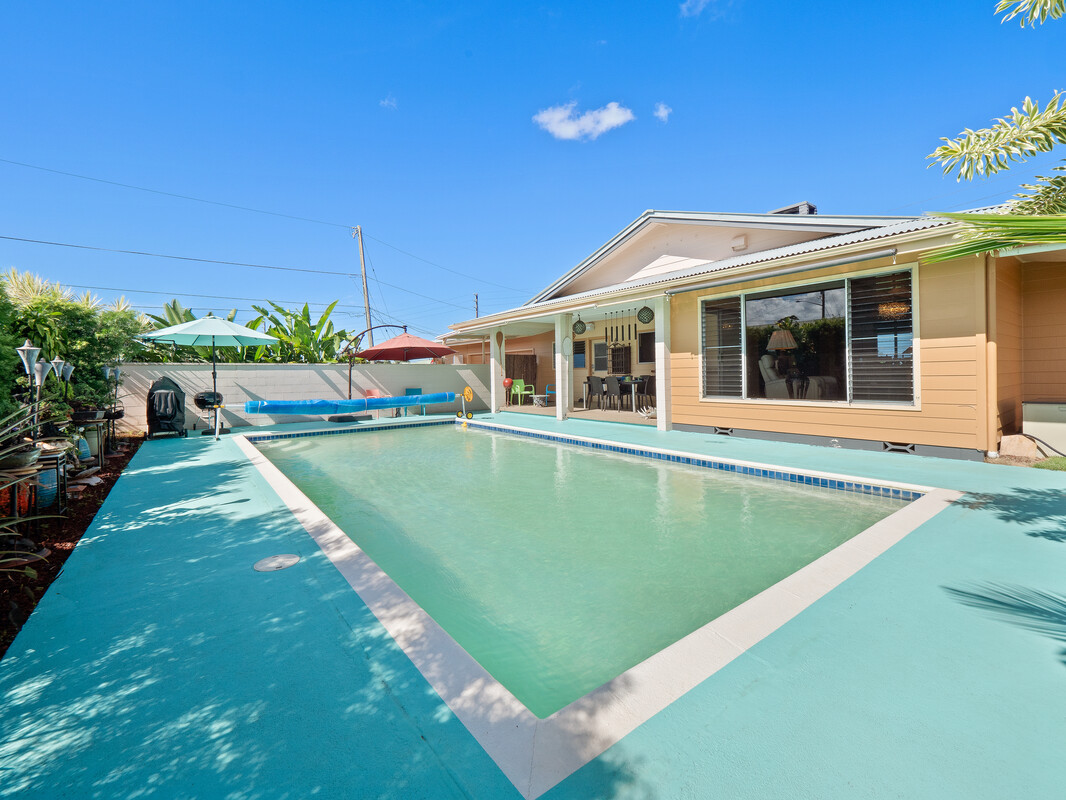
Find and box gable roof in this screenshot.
[527,209,921,305]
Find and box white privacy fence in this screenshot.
[115,362,491,433]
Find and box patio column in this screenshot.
[654,295,671,431]
[553,313,573,421]
[489,327,506,413]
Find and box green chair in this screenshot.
[403,387,425,416]
[510,379,535,405]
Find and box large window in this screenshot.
[701,270,914,404]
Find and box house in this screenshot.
[444,204,1066,461]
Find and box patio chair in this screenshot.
[403,387,425,416]
[640,375,656,407]
[510,379,535,405]
[586,375,605,409]
[545,384,556,405]
[605,375,626,411]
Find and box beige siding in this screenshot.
[1022,261,1066,401]
[669,255,988,451]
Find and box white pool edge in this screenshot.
[235,430,960,799]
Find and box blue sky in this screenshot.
[1,1,1062,338]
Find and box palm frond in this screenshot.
[928,92,1066,180]
[923,212,1066,263]
[995,0,1065,27]
[1013,161,1066,213]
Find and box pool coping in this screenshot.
[235,420,960,799]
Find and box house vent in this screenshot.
[769,201,818,215]
[713,426,734,436]
[881,441,916,454]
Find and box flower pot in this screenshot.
[0,448,41,469]
[84,427,102,457]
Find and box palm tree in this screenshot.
[925,1,1066,260]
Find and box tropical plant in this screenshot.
[995,0,1064,26]
[926,2,1066,258]
[143,300,249,363]
[922,212,1066,263]
[247,301,349,363]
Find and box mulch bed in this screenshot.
[1,435,144,660]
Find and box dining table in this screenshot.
[584,376,647,411]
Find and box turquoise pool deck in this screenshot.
[2,412,1065,798]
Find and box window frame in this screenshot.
[697,264,920,408]
[637,331,655,364]
[592,341,608,372]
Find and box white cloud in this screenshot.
[680,0,731,18]
[679,0,712,16]
[653,102,672,123]
[379,94,397,110]
[532,101,635,141]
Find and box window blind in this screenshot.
[701,297,743,397]
[848,271,914,403]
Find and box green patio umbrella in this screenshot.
[141,317,276,436]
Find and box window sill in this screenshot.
[697,396,921,412]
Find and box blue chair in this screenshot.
[404,387,425,416]
[545,384,556,405]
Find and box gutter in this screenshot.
[663,248,898,295]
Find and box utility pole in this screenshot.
[353,226,374,347]
[474,293,479,318]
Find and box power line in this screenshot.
[0,232,470,310]
[0,233,354,275]
[64,283,367,309]
[0,157,353,229]
[360,231,531,293]
[1,156,536,292]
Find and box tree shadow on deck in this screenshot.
[944,583,1066,668]
[954,488,1066,543]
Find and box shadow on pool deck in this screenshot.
[2,419,1066,799]
[954,488,1066,542]
[944,583,1066,669]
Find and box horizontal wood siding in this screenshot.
[1022,260,1066,401]
[669,256,986,450]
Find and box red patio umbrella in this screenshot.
[352,331,457,361]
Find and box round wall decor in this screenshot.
[572,318,586,335]
[637,306,655,325]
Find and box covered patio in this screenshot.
[445,295,670,430]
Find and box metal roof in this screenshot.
[526,209,923,305]
[450,213,957,333]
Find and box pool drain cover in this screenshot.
[253,554,300,572]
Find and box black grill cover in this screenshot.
[147,376,186,438]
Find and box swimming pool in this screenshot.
[253,423,908,718]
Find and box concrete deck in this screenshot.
[1,412,1064,798]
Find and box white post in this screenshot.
[554,314,573,421]
[489,328,506,413]
[654,296,671,431]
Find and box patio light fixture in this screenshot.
[16,340,40,376]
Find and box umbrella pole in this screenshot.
[212,337,221,440]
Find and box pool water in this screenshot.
[255,425,907,718]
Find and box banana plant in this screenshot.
[247,301,349,363]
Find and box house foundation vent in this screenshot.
[882,441,916,454]
[713,427,734,436]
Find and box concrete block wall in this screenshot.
[116,362,491,433]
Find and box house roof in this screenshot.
[448,211,958,336]
[526,209,923,306]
